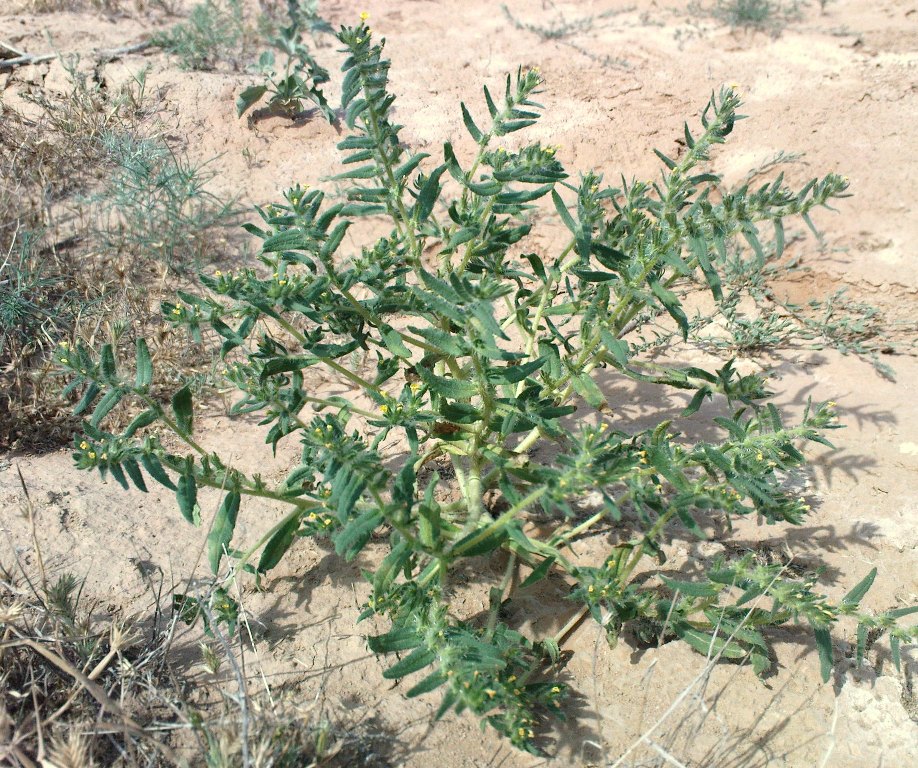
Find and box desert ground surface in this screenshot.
[1,1,916,766]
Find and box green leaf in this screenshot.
[123,409,158,438]
[650,280,688,339]
[331,165,378,181]
[90,388,124,428]
[140,452,176,491]
[100,344,117,380]
[407,325,465,357]
[812,624,834,682]
[207,489,240,574]
[236,84,268,117]
[320,220,350,260]
[176,468,199,525]
[461,102,483,142]
[383,647,437,679]
[653,148,677,170]
[519,556,556,590]
[689,235,722,302]
[406,670,447,697]
[135,339,152,390]
[842,568,877,607]
[673,622,747,660]
[571,372,606,409]
[416,365,478,400]
[414,165,447,222]
[682,387,712,417]
[452,525,508,557]
[661,576,720,598]
[490,357,544,385]
[333,509,383,561]
[368,626,422,653]
[260,355,318,380]
[171,385,193,435]
[122,457,147,492]
[551,190,577,235]
[258,513,302,573]
[73,382,101,416]
[380,325,411,358]
[395,153,430,182]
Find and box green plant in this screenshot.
[237,0,334,121]
[689,0,805,35]
[92,131,240,269]
[61,19,918,755]
[152,0,247,71]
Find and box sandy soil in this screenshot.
[1,1,916,765]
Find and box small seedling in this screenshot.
[236,1,334,122]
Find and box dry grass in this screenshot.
[1,477,397,767]
[0,57,236,451]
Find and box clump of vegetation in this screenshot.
[92,131,240,270]
[61,16,917,756]
[152,0,248,71]
[688,0,806,35]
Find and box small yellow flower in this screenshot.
[60,357,68,364]
[87,451,96,460]
[58,341,69,349]
[324,518,333,526]
[507,675,516,683]
[360,11,369,21]
[756,452,764,461]
[214,270,222,277]
[485,689,496,698]
[278,279,287,286]
[380,404,389,414]
[172,307,181,315]
[307,512,317,521]
[827,401,837,408]
[550,686,561,694]
[588,585,594,593]
[80,441,89,450]
[100,453,107,460]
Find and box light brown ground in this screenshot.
[1,1,916,766]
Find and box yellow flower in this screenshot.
[87,451,96,460]
[172,307,181,315]
[80,441,89,450]
[360,11,369,21]
[550,686,561,693]
[485,689,496,698]
[380,404,389,414]
[60,357,68,364]
[214,270,222,277]
[100,453,107,461]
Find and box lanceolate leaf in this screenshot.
[135,339,153,390]
[258,513,302,573]
[171,385,193,435]
[207,489,241,574]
